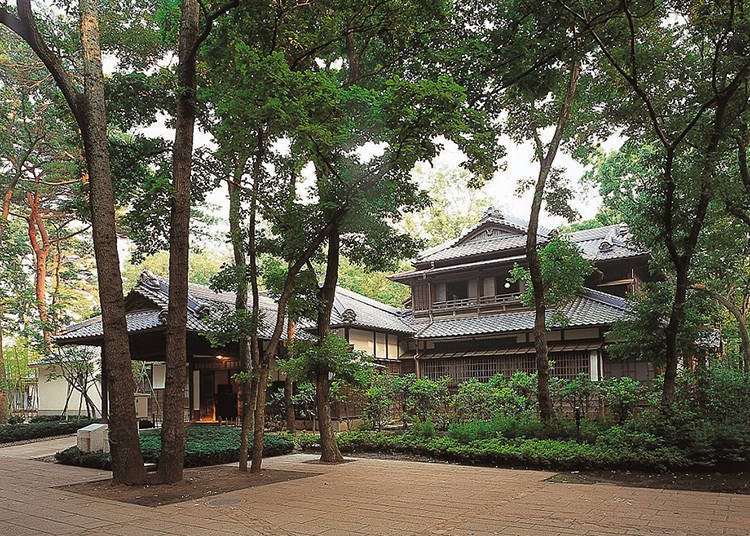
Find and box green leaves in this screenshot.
[285,333,372,386]
[510,236,594,327]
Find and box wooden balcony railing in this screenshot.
[431,292,521,311]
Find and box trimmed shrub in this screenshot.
[0,419,96,444]
[410,419,436,439]
[330,430,686,472]
[55,427,294,470]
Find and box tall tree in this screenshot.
[561,0,750,404]
[0,0,146,483]
[453,0,587,421]
[158,0,239,484]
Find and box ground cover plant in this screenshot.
[0,418,97,444]
[332,365,750,472]
[55,426,294,470]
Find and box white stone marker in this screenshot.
[77,423,110,453]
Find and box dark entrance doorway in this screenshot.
[199,371,215,420]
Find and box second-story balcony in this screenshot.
[431,292,522,313]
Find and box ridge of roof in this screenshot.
[579,287,628,310]
[414,207,553,265]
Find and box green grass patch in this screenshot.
[55,426,294,470]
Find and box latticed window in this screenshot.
[421,351,590,384]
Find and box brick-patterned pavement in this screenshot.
[1,439,748,536]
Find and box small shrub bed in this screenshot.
[55,426,294,470]
[296,429,686,472]
[0,418,97,444]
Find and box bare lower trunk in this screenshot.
[159,0,200,484]
[250,362,269,472]
[316,228,344,462]
[80,0,145,484]
[26,191,52,345]
[0,317,6,424]
[228,154,252,471]
[662,265,690,406]
[316,373,343,462]
[526,59,580,423]
[284,376,295,433]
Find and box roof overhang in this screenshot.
[416,342,603,359]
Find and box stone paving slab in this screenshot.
[1,439,749,535]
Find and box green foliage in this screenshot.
[409,419,436,439]
[285,334,372,387]
[600,377,645,424]
[326,430,685,472]
[363,373,396,432]
[403,376,451,428]
[55,427,294,469]
[122,250,228,290]
[451,375,532,422]
[0,418,97,444]
[400,166,496,247]
[337,256,410,308]
[510,237,594,327]
[291,382,317,425]
[550,373,601,415]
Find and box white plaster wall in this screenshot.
[349,328,374,354]
[36,365,102,417]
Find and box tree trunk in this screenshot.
[692,284,750,372]
[26,191,52,345]
[284,375,295,433]
[79,0,145,485]
[316,372,342,461]
[0,180,13,425]
[250,362,269,472]
[159,0,200,484]
[526,58,581,423]
[315,228,344,463]
[227,152,253,471]
[0,317,6,424]
[662,265,689,405]
[284,320,296,433]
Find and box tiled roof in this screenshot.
[56,271,414,343]
[568,224,646,261]
[413,287,627,339]
[330,286,414,334]
[411,209,646,267]
[415,207,548,265]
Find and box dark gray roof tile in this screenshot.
[414,287,626,339]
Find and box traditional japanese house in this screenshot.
[389,207,653,384]
[55,207,652,421]
[55,271,413,422]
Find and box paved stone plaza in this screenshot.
[0,437,748,535]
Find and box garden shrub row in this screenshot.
[296,429,687,472]
[55,426,294,470]
[0,418,97,444]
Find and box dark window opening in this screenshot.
[495,275,519,294]
[446,281,469,301]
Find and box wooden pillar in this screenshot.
[589,350,600,381]
[100,344,109,422]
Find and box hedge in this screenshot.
[55,426,294,470]
[296,430,689,472]
[0,419,97,444]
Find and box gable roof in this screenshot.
[399,210,647,277]
[414,207,550,266]
[56,271,415,344]
[413,287,627,340]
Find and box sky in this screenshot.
[193,130,621,249]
